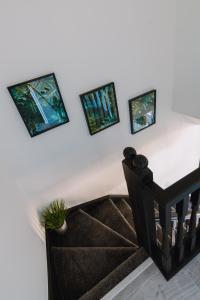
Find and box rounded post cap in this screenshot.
[123,147,137,159]
[132,154,148,169]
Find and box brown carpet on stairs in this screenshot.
[114,198,135,229]
[52,247,136,300]
[85,199,137,244]
[46,196,149,300]
[80,247,148,300]
[48,209,134,248]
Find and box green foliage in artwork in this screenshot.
[83,84,118,134]
[131,92,155,132]
[10,75,68,136]
[131,92,155,119]
[136,115,147,126]
[11,85,44,135]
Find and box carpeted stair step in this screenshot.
[85,199,137,244]
[114,198,135,229]
[49,209,134,248]
[52,247,136,300]
[80,247,148,300]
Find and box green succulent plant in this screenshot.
[41,200,68,230]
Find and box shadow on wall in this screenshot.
[16,111,200,242]
[139,112,200,188]
[29,206,46,242]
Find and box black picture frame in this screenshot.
[80,82,120,135]
[8,73,69,137]
[129,90,156,134]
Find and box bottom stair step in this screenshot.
[52,247,136,300]
[80,248,148,300]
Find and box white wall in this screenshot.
[0,1,199,299]
[173,0,200,119]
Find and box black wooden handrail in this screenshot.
[165,168,200,205]
[122,147,200,280]
[147,168,200,206]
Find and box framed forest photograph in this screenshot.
[80,82,120,135]
[129,90,156,134]
[8,73,69,137]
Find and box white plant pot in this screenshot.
[55,220,67,234]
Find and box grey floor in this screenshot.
[113,254,200,300]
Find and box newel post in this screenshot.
[122,147,156,255]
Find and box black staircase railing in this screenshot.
[122,147,200,280]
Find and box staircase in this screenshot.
[45,146,200,299]
[45,195,148,300]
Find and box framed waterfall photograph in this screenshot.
[129,90,156,134]
[8,73,69,137]
[80,82,120,135]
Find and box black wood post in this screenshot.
[122,147,156,255]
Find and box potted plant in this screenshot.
[41,200,68,233]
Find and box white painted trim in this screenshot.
[101,258,153,300]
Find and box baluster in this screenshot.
[189,189,200,251]
[159,206,172,274]
[175,197,189,262]
[171,219,177,247]
[197,215,200,230]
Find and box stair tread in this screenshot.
[85,199,137,244]
[80,247,148,300]
[52,246,135,300]
[49,209,134,248]
[114,198,135,229]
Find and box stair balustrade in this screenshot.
[122,147,200,280]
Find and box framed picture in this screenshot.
[8,73,69,137]
[129,90,156,134]
[80,82,120,135]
